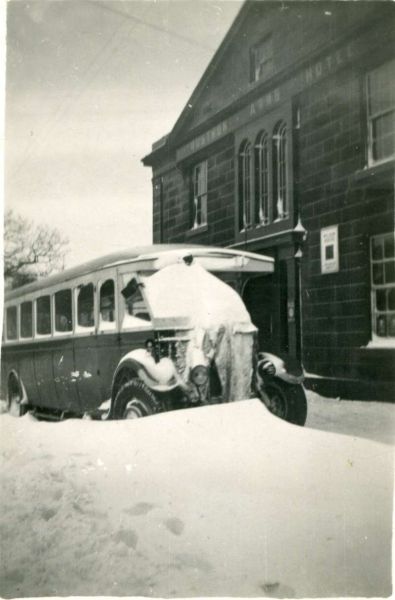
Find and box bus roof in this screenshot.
[5,244,274,301]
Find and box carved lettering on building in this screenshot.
[302,43,353,88]
[176,121,229,161]
[250,88,281,117]
[176,43,354,162]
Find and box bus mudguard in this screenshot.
[112,348,184,396]
[7,370,29,405]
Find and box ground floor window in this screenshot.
[370,232,395,338]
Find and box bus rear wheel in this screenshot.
[8,375,27,418]
[113,379,162,420]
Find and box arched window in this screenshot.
[255,131,269,225]
[238,140,252,230]
[273,121,288,220]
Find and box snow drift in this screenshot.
[0,400,393,598]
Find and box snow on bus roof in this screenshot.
[143,262,255,329]
[5,244,274,301]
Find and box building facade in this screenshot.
[143,1,395,399]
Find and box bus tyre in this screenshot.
[259,379,307,426]
[113,379,162,420]
[8,376,27,418]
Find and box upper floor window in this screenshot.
[367,59,395,165]
[191,161,208,229]
[238,118,289,232]
[250,36,273,83]
[255,131,269,225]
[273,121,288,220]
[371,233,395,338]
[238,140,252,230]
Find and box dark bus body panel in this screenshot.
[33,344,58,409]
[96,333,123,402]
[118,330,154,361]
[1,328,158,413]
[51,340,80,412]
[73,336,102,411]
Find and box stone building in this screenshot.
[143,1,395,398]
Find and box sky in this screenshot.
[5,0,243,267]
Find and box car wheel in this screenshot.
[259,379,307,426]
[113,378,162,420]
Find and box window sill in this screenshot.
[236,216,291,239]
[362,338,395,349]
[185,224,208,237]
[353,159,394,185]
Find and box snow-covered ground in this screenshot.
[0,393,393,598]
[306,390,395,446]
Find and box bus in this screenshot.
[1,244,307,425]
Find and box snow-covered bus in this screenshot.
[1,245,307,424]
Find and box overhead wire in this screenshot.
[8,1,216,185]
[7,11,132,183]
[87,0,215,52]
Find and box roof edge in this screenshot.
[142,0,249,167]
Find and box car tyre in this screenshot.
[113,378,163,420]
[259,379,307,426]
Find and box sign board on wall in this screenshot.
[320,225,339,274]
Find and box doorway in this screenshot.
[242,260,289,354]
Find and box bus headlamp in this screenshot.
[190,365,209,386]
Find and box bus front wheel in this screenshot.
[113,379,162,420]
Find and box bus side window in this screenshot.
[6,306,17,340]
[77,283,94,329]
[99,279,115,330]
[55,289,72,332]
[20,301,33,338]
[121,276,151,329]
[36,295,51,335]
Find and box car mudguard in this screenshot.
[257,351,304,385]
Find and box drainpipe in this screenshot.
[153,176,164,243]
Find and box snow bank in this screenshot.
[0,400,393,598]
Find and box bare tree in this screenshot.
[4,209,69,289]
